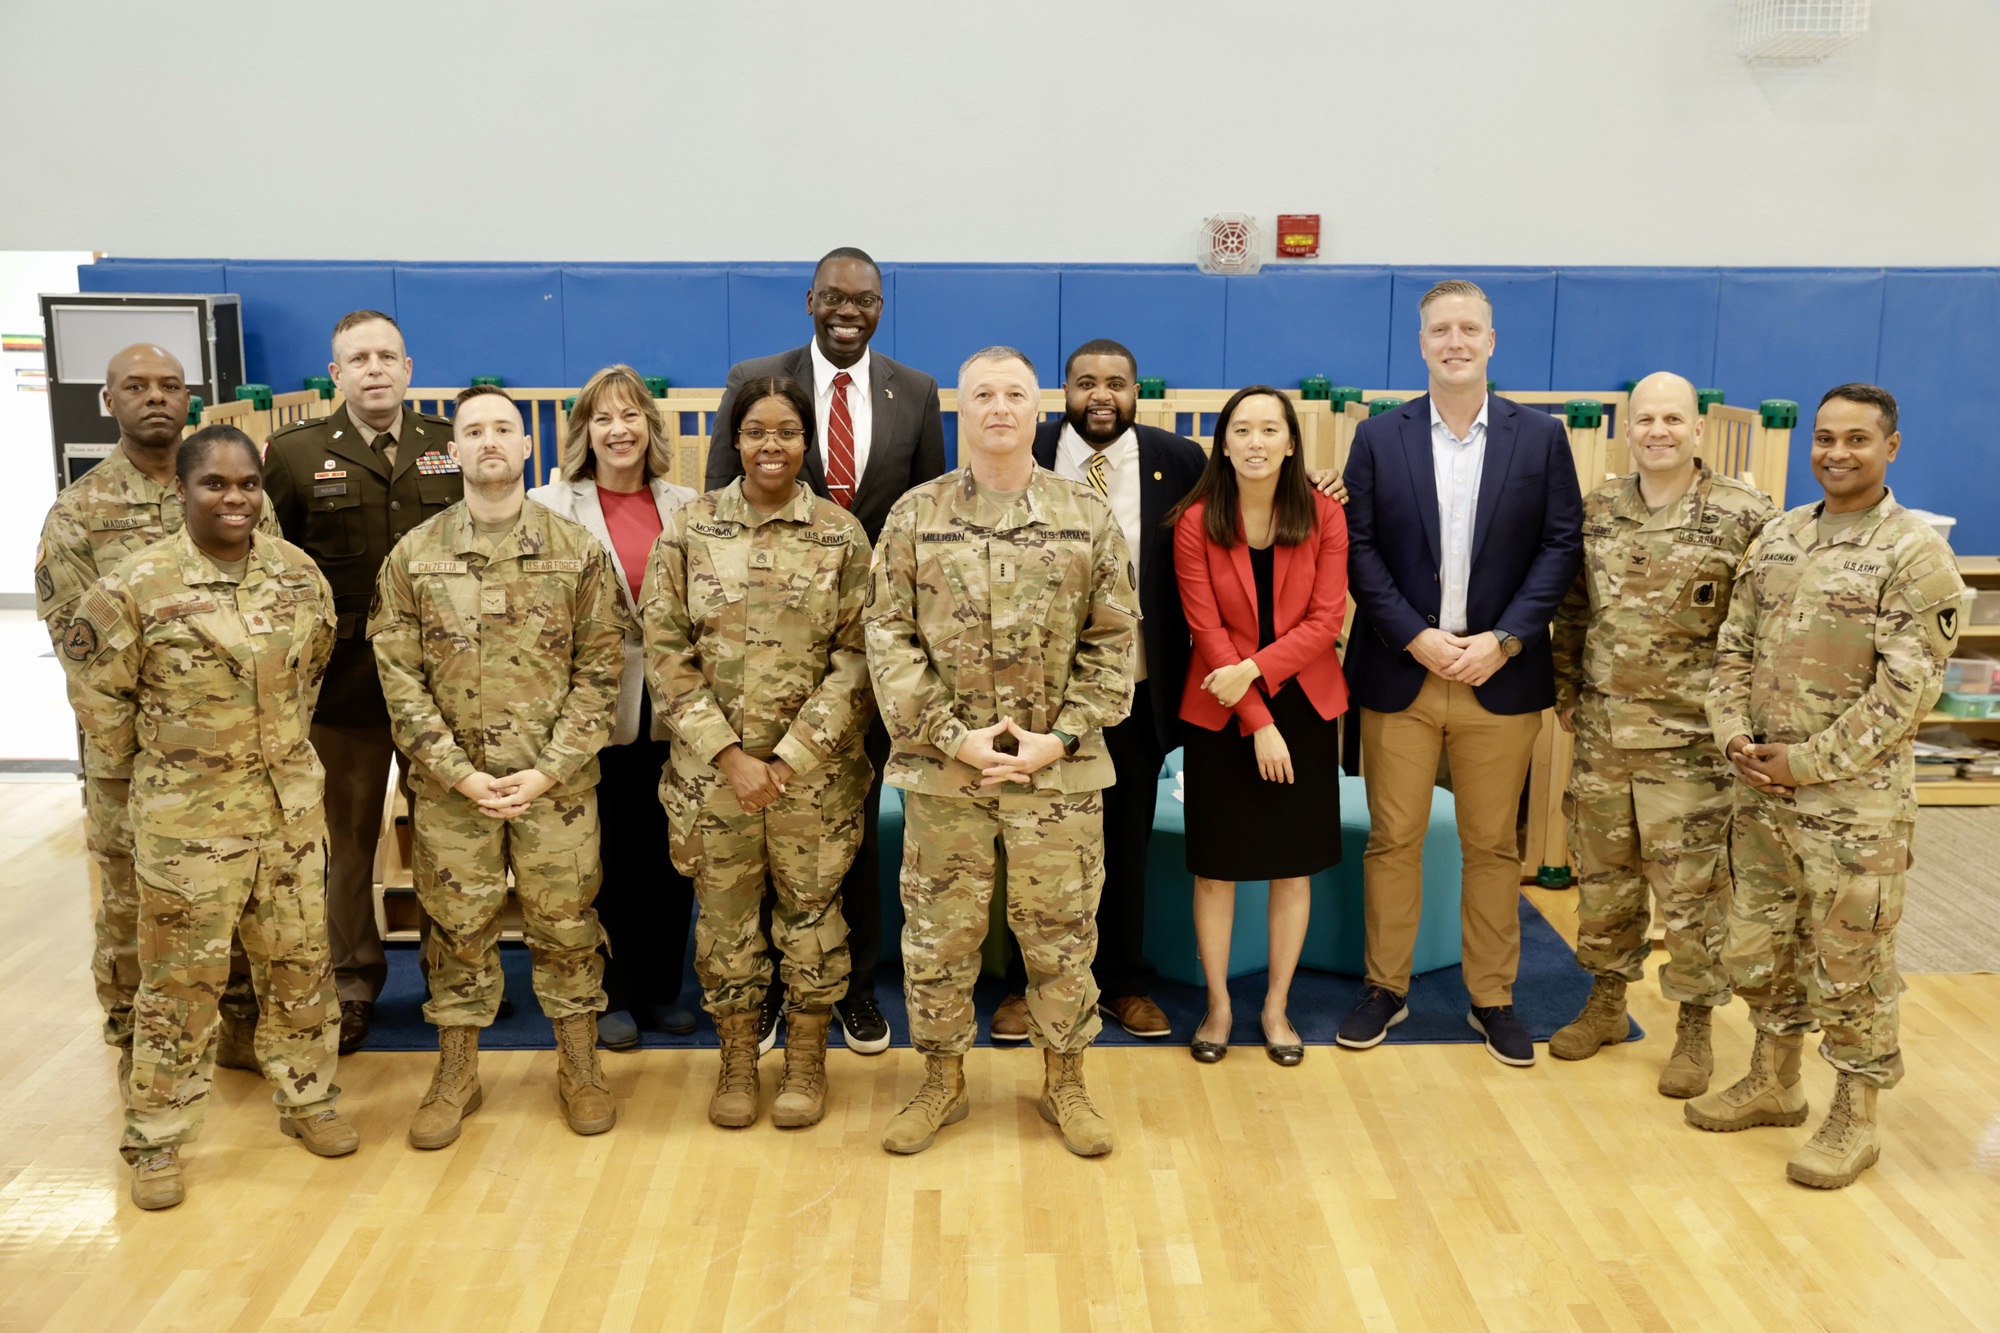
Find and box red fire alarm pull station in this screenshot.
[1277,214,1321,258]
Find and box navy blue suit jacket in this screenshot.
[1034,419,1208,751]
[1341,394,1584,716]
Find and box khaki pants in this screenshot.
[1359,675,1541,1006]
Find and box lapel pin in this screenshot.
[1154,471,1163,480]
[331,430,343,439]
[886,389,894,399]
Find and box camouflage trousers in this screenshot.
[122,811,339,1161]
[899,787,1104,1056]
[1725,791,1907,1089]
[84,774,141,1046]
[664,749,865,1019]
[413,783,605,1028]
[1564,716,1733,1005]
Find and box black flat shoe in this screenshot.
[1190,1013,1228,1064]
[1262,1019,1304,1067]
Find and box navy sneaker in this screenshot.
[833,995,892,1055]
[1469,1004,1536,1067]
[597,1009,641,1050]
[1336,985,1409,1049]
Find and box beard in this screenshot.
[1065,402,1135,447]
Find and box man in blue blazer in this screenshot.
[988,339,1208,1042]
[1338,280,1584,1066]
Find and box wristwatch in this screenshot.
[1493,630,1522,658]
[1050,728,1081,757]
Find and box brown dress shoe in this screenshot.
[991,993,1030,1044]
[1102,995,1171,1039]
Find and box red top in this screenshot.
[1174,490,1350,735]
[597,485,663,598]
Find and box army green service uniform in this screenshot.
[265,404,462,1005]
[64,529,341,1160]
[1552,464,1777,1002]
[865,467,1137,1056]
[1707,490,1964,1088]
[641,480,874,1019]
[368,499,629,1027]
[34,448,279,1050]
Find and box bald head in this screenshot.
[1625,370,1703,482]
[102,344,191,450]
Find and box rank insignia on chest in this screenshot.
[244,611,276,635]
[481,587,507,615]
[415,452,461,475]
[1692,581,1717,607]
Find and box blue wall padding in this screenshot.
[1713,269,1886,510]
[1551,268,1721,390]
[1389,268,1558,392]
[73,258,2000,552]
[559,267,730,387]
[891,266,1062,390]
[1223,266,1394,390]
[1062,268,1228,389]
[393,265,566,386]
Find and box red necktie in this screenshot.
[827,370,856,508]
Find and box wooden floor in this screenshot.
[2,781,1997,1333]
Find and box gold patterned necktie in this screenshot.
[1086,449,1109,496]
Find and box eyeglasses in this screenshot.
[739,427,806,444]
[812,289,882,311]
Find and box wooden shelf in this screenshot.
[1953,555,2000,579]
[1959,625,2000,637]
[1924,710,2000,724]
[1917,779,2000,806]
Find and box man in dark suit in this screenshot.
[264,310,464,1053]
[982,339,1208,1042]
[1337,280,1584,1067]
[704,247,947,1056]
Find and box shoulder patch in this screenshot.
[62,618,98,662]
[1901,567,1966,614]
[523,558,585,573]
[410,560,469,575]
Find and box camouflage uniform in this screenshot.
[1707,490,1964,1089]
[865,466,1137,1056]
[1552,464,1777,1003]
[368,499,629,1027]
[63,528,340,1159]
[34,449,279,1049]
[640,480,875,1018]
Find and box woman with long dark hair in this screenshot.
[1169,387,1349,1066]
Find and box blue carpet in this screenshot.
[361,897,1640,1051]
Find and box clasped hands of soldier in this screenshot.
[956,718,1068,785]
[454,768,559,820]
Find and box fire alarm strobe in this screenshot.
[1197,214,1262,275]
[1277,214,1321,258]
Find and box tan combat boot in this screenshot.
[1787,1072,1881,1189]
[1684,1030,1808,1132]
[554,1013,616,1135]
[280,1106,360,1157]
[772,1008,832,1129]
[881,1054,968,1154]
[130,1147,184,1211]
[1657,1003,1716,1099]
[409,1026,482,1150]
[1039,1048,1113,1157]
[710,1012,763,1129]
[1549,976,1628,1061]
[215,1008,260,1072]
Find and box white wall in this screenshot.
[1,1,1994,266]
[0,252,92,603]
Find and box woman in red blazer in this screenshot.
[1169,386,1349,1067]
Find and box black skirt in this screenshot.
[1183,682,1343,881]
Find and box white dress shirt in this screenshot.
[1430,396,1490,635]
[1055,422,1146,681]
[807,339,873,487]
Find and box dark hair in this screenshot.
[1165,386,1318,548]
[1818,382,1898,436]
[177,424,262,484]
[454,383,514,409]
[812,247,880,286]
[1065,338,1137,381]
[729,376,817,451]
[331,309,401,343]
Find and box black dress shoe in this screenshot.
[498,994,515,1021]
[1262,1018,1304,1067]
[1189,1013,1228,1064]
[1469,1004,1536,1067]
[639,1003,699,1035]
[337,1000,372,1056]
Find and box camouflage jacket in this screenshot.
[368,498,630,795]
[1552,464,1777,748]
[1707,489,1965,823]
[64,528,335,832]
[35,447,279,656]
[640,480,874,781]
[865,465,1137,796]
